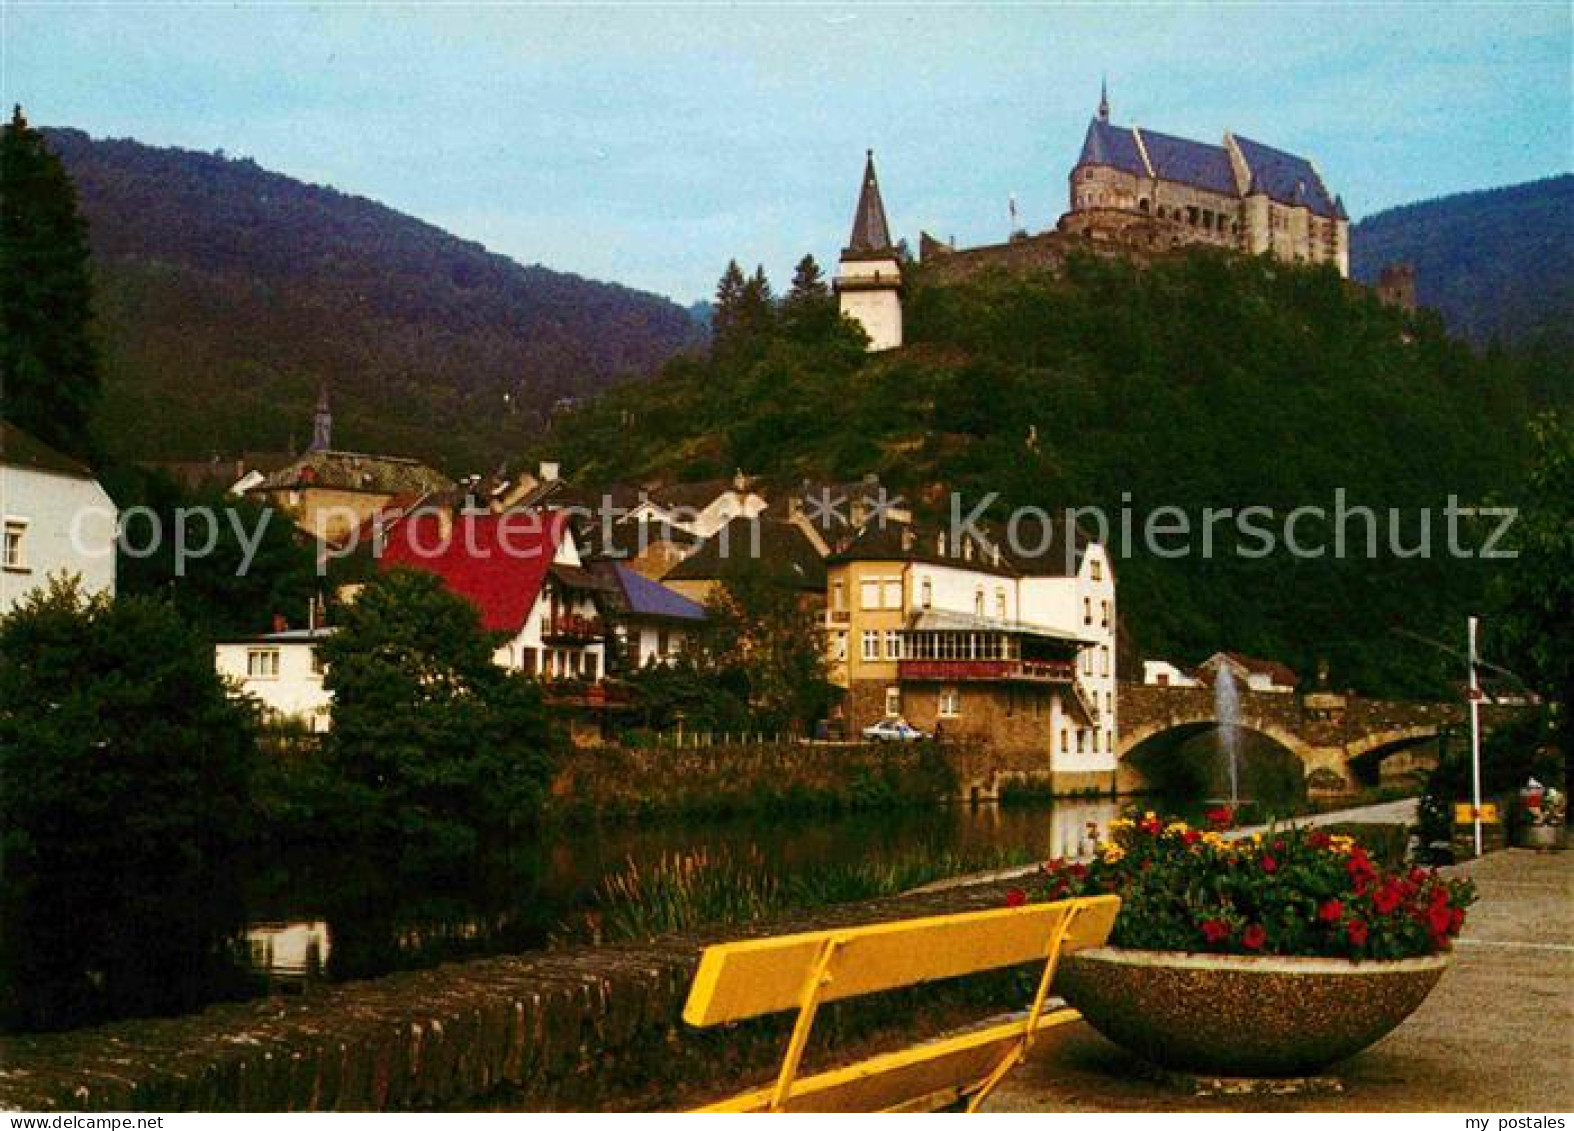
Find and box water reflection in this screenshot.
[242,798,1120,984]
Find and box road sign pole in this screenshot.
[1468,616,1484,857]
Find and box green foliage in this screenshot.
[318,569,558,865]
[99,463,327,640]
[1,107,100,460]
[1491,412,1574,793]
[1044,816,1475,960]
[0,579,258,1030]
[699,555,836,734]
[41,127,697,471]
[552,250,1569,697]
[622,654,754,733]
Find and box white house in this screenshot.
[1142,659,1201,688]
[214,626,334,731]
[1196,651,1299,694]
[0,421,117,615]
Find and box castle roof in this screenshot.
[1077,118,1147,177]
[845,150,894,255]
[1231,134,1340,219]
[1136,127,1237,196]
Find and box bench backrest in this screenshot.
[683,894,1119,1027]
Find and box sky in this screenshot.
[6,2,1571,304]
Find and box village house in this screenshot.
[0,421,118,615]
[661,513,829,608]
[1141,659,1201,688]
[214,623,334,732]
[590,561,706,670]
[1195,651,1299,694]
[242,392,452,545]
[825,514,1118,794]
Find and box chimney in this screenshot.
[272,613,288,634]
[538,460,560,483]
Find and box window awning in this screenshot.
[904,609,1099,647]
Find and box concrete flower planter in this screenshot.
[1059,946,1450,1076]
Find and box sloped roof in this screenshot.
[665,516,827,591]
[1077,118,1147,177]
[600,562,706,621]
[257,449,453,497]
[581,515,701,560]
[1200,650,1300,689]
[1233,134,1339,218]
[846,151,894,254]
[828,514,1094,579]
[0,420,97,480]
[1137,128,1238,196]
[380,510,566,634]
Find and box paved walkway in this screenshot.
[986,847,1574,1112]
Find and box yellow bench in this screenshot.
[681,894,1120,1112]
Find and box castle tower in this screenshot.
[310,383,333,452]
[834,150,903,352]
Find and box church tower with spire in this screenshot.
[310,383,333,452]
[834,150,903,352]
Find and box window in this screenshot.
[310,648,325,676]
[1077,729,1088,754]
[832,580,845,612]
[246,648,280,679]
[995,588,1007,621]
[975,588,985,618]
[859,579,880,609]
[883,630,901,661]
[882,579,903,609]
[1101,646,1111,677]
[1061,729,1070,753]
[884,686,901,717]
[861,631,880,662]
[832,632,848,661]
[1091,558,1102,581]
[1083,597,1092,625]
[2,519,25,570]
[1101,599,1110,628]
[938,686,961,718]
[921,578,933,609]
[657,627,671,656]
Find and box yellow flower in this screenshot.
[1100,843,1126,864]
[1108,817,1135,833]
[1329,835,1357,855]
[1165,820,1191,836]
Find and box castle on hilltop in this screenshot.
[836,86,1352,350]
[1066,82,1348,276]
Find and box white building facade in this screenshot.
[1,422,117,615]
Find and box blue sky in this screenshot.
[7,2,1570,303]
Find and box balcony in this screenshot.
[898,658,1075,684]
[542,614,604,645]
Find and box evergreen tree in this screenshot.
[711,258,747,352]
[783,253,838,341]
[0,106,100,460]
[712,261,778,362]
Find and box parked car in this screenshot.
[862,718,928,742]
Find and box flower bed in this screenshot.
[1031,809,1476,961]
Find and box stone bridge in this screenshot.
[1115,682,1524,794]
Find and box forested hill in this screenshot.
[46,128,700,472]
[1351,175,1574,353]
[549,251,1569,698]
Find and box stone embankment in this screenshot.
[0,876,1026,1112]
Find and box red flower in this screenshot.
[1426,902,1452,936]
[1346,919,1370,947]
[1449,907,1466,935]
[1069,862,1089,878]
[1182,830,1201,845]
[1373,882,1404,915]
[1346,852,1377,885]
[1205,807,1234,830]
[1139,815,1164,835]
[1261,854,1279,874]
[1242,923,1268,950]
[1200,919,1231,944]
[1309,831,1332,849]
[1005,888,1028,908]
[1318,898,1344,923]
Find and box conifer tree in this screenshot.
[783,253,837,340]
[0,106,100,460]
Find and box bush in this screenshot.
[0,579,258,1030]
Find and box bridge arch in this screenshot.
[1344,724,1442,788]
[1115,714,1316,798]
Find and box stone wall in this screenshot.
[0,879,1031,1112]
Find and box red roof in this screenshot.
[380,511,566,633]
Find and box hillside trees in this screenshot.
[0,107,99,460]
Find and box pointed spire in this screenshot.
[845,149,894,255]
[310,382,333,452]
[1098,76,1110,123]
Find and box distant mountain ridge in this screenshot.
[1351,175,1573,352]
[45,128,701,472]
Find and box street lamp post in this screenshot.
[1467,616,1484,858]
